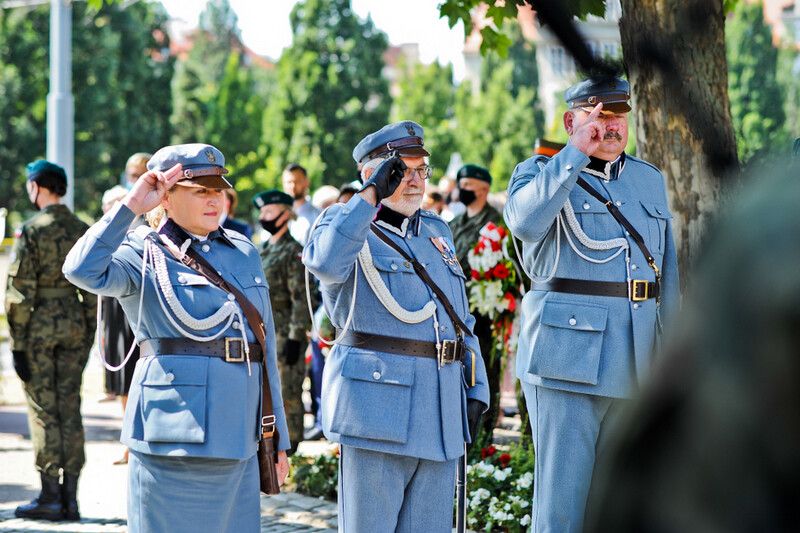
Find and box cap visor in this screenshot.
[397,146,431,158]
[176,176,233,189]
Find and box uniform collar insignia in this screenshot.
[374,205,422,237]
[584,152,626,182]
[159,217,236,248]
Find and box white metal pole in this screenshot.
[46,0,74,210]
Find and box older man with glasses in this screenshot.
[303,120,489,532]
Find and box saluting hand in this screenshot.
[569,103,606,157]
[122,163,184,215]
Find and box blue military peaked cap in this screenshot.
[253,189,293,209]
[564,76,631,114]
[147,143,232,189]
[353,121,430,164]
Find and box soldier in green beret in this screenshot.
[448,164,504,442]
[7,160,97,521]
[254,189,314,454]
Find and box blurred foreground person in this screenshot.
[7,160,97,521]
[585,151,800,532]
[64,144,290,532]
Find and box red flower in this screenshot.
[475,241,485,253]
[499,453,512,467]
[492,263,510,279]
[490,240,502,252]
[471,269,481,281]
[485,222,498,232]
[504,292,517,312]
[486,445,496,456]
[484,270,492,280]
[496,226,507,238]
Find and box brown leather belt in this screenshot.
[139,338,263,363]
[531,277,660,302]
[336,330,465,364]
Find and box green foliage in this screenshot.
[289,450,339,501]
[259,0,391,191]
[0,1,173,216]
[453,24,544,192]
[726,0,786,163]
[459,440,536,532]
[391,59,457,177]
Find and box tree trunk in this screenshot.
[619,0,738,290]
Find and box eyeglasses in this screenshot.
[402,165,434,181]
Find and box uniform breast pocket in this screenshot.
[529,300,608,385]
[572,195,620,242]
[230,269,270,313]
[640,201,672,255]
[172,272,214,307]
[370,254,419,302]
[140,356,209,443]
[330,351,415,444]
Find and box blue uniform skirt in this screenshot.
[128,451,260,532]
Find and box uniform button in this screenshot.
[403,261,411,268]
[566,164,573,171]
[656,209,662,215]
[372,371,381,380]
[233,321,240,329]
[626,231,631,236]
[165,372,174,383]
[568,317,577,326]
[177,275,186,283]
[633,303,640,310]
[583,202,590,210]
[615,201,622,207]
[228,294,236,301]
[631,264,637,271]
[406,234,412,240]
[391,264,398,271]
[342,208,350,215]
[201,244,210,253]
[254,277,262,284]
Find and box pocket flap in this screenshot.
[640,201,672,219]
[571,195,608,214]
[230,269,265,289]
[175,272,210,286]
[342,352,415,386]
[541,301,608,332]
[370,254,415,274]
[141,356,209,386]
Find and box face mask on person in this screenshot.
[458,187,476,207]
[29,182,41,211]
[260,216,287,235]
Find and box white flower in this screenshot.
[311,466,319,474]
[504,503,511,511]
[520,499,530,508]
[472,488,491,502]
[521,514,531,526]
[493,469,508,481]
[516,472,533,488]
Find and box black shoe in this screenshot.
[303,427,325,441]
[15,473,64,521]
[61,473,80,521]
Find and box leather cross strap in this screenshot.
[576,177,660,279]
[369,224,473,338]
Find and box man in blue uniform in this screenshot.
[504,77,680,533]
[303,121,489,532]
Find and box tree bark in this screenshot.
[619,0,738,290]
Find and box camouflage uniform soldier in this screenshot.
[448,164,504,442]
[254,189,313,455]
[6,161,97,521]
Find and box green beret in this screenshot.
[26,160,67,183]
[457,164,492,185]
[253,189,293,209]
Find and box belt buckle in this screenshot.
[630,279,649,301]
[261,414,276,437]
[441,340,461,364]
[225,338,246,362]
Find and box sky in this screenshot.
[155,0,468,79]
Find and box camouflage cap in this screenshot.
[147,143,232,189]
[352,120,430,164]
[253,189,293,209]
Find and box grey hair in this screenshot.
[361,156,387,181]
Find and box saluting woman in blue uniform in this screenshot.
[64,144,290,532]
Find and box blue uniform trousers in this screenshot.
[338,444,457,533]
[521,382,628,533]
[128,451,260,533]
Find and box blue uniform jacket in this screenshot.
[504,145,680,399]
[303,195,490,461]
[63,202,290,458]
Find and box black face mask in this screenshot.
[29,182,41,211]
[458,188,476,207]
[260,217,287,235]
